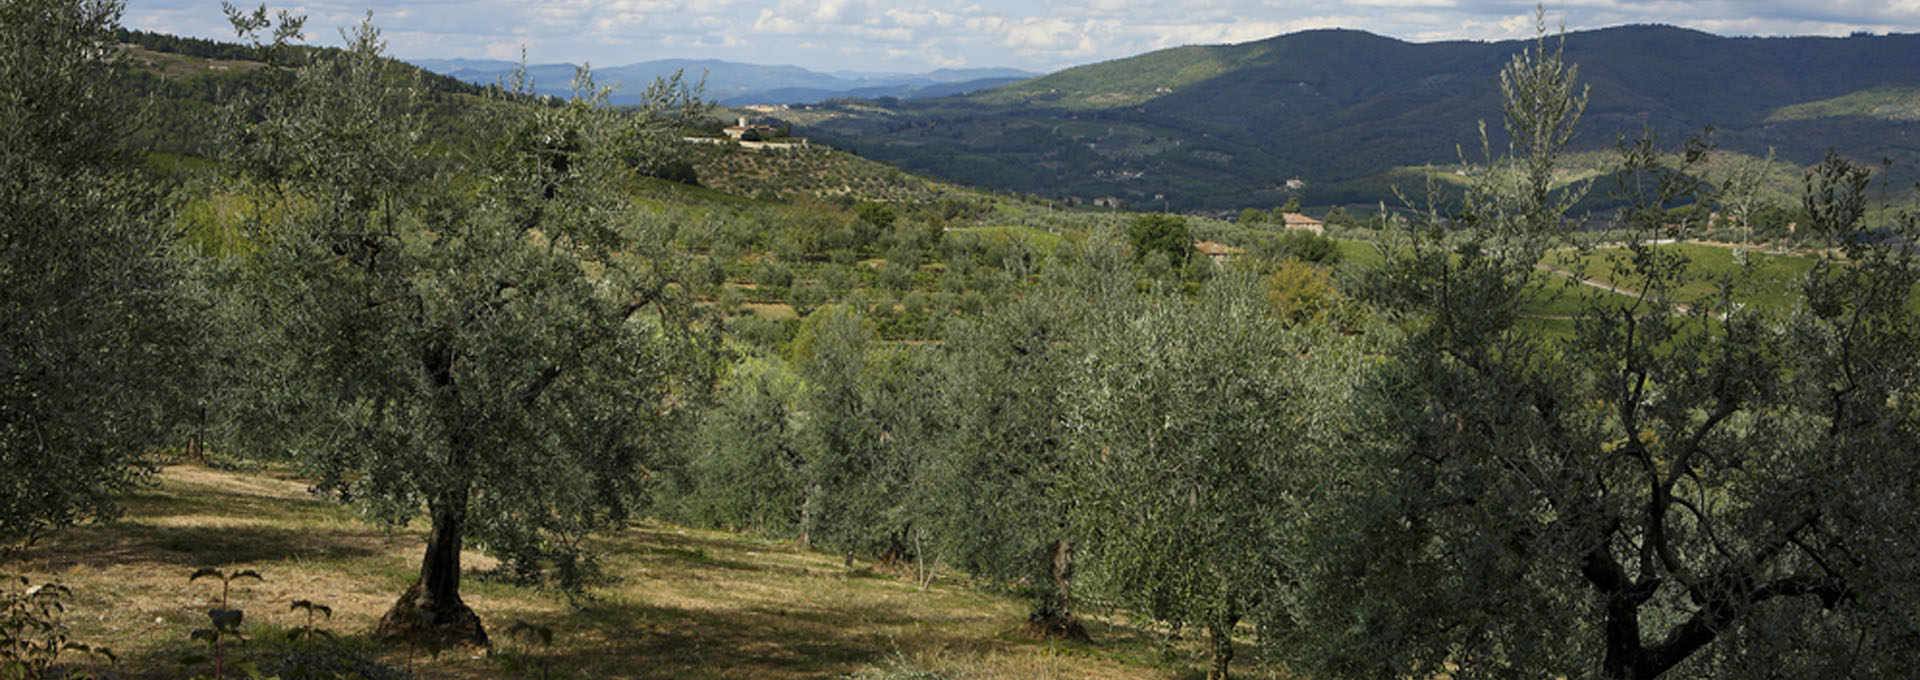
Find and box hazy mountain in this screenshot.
[408,57,1036,107]
[792,25,1920,211]
[410,57,522,73]
[717,77,1028,107]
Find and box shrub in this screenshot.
[1263,259,1336,326]
[1,577,115,678]
[756,261,795,290]
[726,316,798,349]
[638,159,699,185]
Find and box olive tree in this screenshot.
[218,19,715,645]
[1286,27,1920,680]
[675,356,809,535]
[1125,213,1193,268]
[1066,273,1354,680]
[922,287,1084,634]
[790,305,938,559]
[0,0,197,547]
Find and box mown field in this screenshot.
[21,466,1272,680]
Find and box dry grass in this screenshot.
[117,45,265,79]
[741,302,799,320]
[12,466,1246,679]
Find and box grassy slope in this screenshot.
[968,43,1267,110]
[118,44,266,79]
[1768,86,1920,122]
[23,466,1244,680]
[1548,242,1819,313]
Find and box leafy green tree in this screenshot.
[855,202,897,233]
[678,357,808,535]
[923,288,1085,635]
[1125,213,1192,267]
[1067,274,1353,680]
[1289,25,1920,680]
[217,20,715,645]
[613,70,710,180]
[790,305,936,558]
[1262,259,1336,326]
[219,2,306,66]
[1802,150,1870,238]
[0,0,197,546]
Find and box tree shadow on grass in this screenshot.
[120,486,345,526]
[116,625,416,680]
[23,523,392,570]
[495,597,1012,679]
[604,526,857,581]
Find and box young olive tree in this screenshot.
[676,356,809,536]
[0,0,197,546]
[791,305,938,560]
[219,19,715,645]
[1289,25,1920,680]
[922,287,1084,635]
[1066,273,1354,680]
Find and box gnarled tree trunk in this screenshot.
[1207,619,1235,680]
[375,490,488,647]
[1024,539,1089,641]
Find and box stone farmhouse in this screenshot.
[723,117,785,141]
[1280,212,1324,234]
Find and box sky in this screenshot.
[123,0,1920,74]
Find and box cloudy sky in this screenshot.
[124,1,1920,73]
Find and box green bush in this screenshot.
[877,262,914,292]
[726,316,799,349]
[1274,230,1341,265]
[756,261,795,290]
[1126,213,1192,266]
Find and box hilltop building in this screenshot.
[1280,212,1324,234]
[723,117,784,141]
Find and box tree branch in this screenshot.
[1643,573,1846,676]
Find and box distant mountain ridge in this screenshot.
[409,57,1035,107]
[792,25,1920,211]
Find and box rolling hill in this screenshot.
[786,25,1920,212]
[412,57,1035,107]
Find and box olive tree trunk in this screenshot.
[1207,620,1235,680]
[375,486,488,647]
[1024,539,1089,641]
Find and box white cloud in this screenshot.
[1002,18,1082,50]
[120,0,1920,73]
[484,39,529,59]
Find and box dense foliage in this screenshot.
[14,4,1920,679]
[0,0,197,546]
[1066,273,1356,679]
[1285,34,1920,680]
[208,18,718,644]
